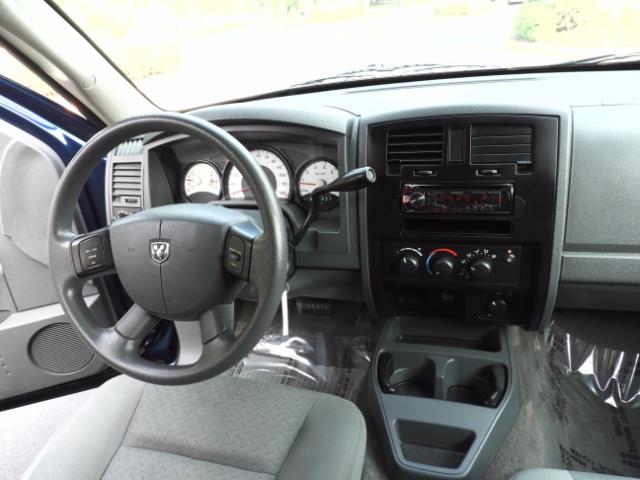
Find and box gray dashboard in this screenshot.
[106,69,640,325]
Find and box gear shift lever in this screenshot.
[290,166,376,248]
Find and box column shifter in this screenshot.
[290,167,376,247]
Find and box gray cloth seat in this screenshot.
[513,469,639,480]
[22,375,366,480]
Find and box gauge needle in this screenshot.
[299,182,317,186]
[230,187,251,196]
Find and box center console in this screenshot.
[363,114,559,479]
[365,115,559,329]
[369,317,518,480]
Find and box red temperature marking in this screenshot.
[431,248,458,257]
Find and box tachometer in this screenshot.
[296,159,339,210]
[226,148,291,200]
[183,162,222,203]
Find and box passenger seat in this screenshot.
[513,469,638,480]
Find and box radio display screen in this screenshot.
[402,185,513,214]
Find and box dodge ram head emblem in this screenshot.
[150,241,170,264]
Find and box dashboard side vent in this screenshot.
[109,138,144,221]
[386,125,444,174]
[112,162,142,198]
[470,125,533,168]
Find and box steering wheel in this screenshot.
[48,113,288,385]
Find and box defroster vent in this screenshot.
[386,125,444,174]
[471,125,533,170]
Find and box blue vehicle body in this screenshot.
[0,74,104,231]
[0,75,134,316]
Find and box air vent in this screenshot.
[386,125,444,174]
[110,138,143,221]
[471,125,533,169]
[112,162,142,198]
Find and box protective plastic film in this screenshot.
[506,323,640,477]
[225,308,374,401]
[553,327,640,408]
[546,325,640,474]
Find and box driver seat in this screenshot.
[21,375,366,480]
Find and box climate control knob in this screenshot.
[468,257,493,279]
[431,255,456,278]
[396,250,422,274]
[426,249,458,278]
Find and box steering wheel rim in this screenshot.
[48,112,288,385]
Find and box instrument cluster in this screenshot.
[181,146,339,210]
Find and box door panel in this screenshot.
[0,296,107,399]
[0,77,114,401]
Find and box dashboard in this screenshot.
[105,70,640,330]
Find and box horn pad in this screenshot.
[109,204,249,320]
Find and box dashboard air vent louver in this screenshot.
[109,138,144,221]
[386,125,444,174]
[112,162,142,198]
[470,125,533,168]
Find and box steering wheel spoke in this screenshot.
[69,226,115,281]
[175,304,235,365]
[223,219,263,282]
[247,233,282,295]
[115,303,161,341]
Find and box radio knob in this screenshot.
[409,191,426,209]
[396,251,422,274]
[468,257,493,279]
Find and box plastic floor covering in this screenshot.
[486,322,640,479]
[224,302,376,401]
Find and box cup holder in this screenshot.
[378,351,507,407]
[378,351,436,399]
[443,359,507,408]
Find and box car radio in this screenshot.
[401,184,514,214]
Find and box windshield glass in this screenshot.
[56,0,640,110]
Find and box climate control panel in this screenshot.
[393,244,521,286]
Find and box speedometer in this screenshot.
[296,159,339,210]
[226,148,292,200]
[183,162,222,203]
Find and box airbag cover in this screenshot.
[109,204,247,319]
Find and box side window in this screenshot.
[0,44,81,115]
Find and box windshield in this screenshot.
[56,0,640,110]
